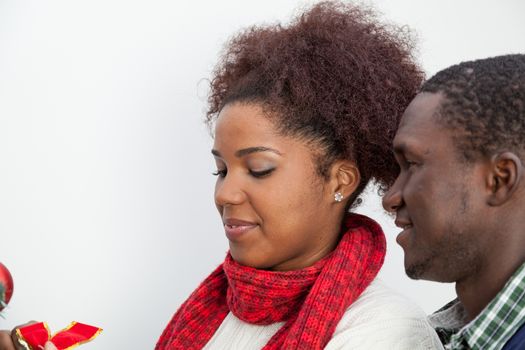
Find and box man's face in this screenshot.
[382,92,490,282]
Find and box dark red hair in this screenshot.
[207,1,423,201]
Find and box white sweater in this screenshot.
[203,279,443,349]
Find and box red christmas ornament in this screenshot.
[0,262,14,311]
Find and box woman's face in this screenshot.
[212,102,346,271]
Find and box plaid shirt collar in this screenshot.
[429,262,525,350]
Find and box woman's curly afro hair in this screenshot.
[207,1,423,202]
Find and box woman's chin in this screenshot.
[230,249,269,270]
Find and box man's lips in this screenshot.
[394,218,413,230]
[223,218,258,240]
[394,218,413,246]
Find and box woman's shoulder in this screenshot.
[343,278,428,321]
[326,278,444,349]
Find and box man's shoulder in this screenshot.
[503,322,525,350]
[435,262,525,349]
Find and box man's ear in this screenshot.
[329,160,361,202]
[487,152,523,206]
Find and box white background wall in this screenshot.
[0,0,524,348]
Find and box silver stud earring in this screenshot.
[334,192,343,202]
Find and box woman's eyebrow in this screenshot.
[235,146,282,157]
[211,146,282,158]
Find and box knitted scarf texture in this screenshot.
[155,213,386,350]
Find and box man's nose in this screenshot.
[382,179,403,213]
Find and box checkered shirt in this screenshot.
[429,262,525,350]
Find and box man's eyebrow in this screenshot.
[393,141,426,158]
[392,142,407,154]
[211,147,282,158]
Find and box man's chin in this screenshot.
[406,267,424,280]
[405,258,432,280]
[406,262,457,282]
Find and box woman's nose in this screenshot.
[214,173,246,207]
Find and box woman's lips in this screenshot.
[223,218,258,241]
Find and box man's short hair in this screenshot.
[421,54,525,162]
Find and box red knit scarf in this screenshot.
[155,213,386,350]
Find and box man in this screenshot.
[383,54,525,349]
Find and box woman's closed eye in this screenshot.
[212,169,227,177]
[212,167,276,178]
[249,168,275,178]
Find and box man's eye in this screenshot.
[249,168,275,178]
[212,169,227,177]
[406,160,418,168]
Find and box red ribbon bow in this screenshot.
[16,322,102,350]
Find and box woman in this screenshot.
[156,2,442,350]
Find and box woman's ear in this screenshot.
[329,160,360,202]
[487,152,523,206]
